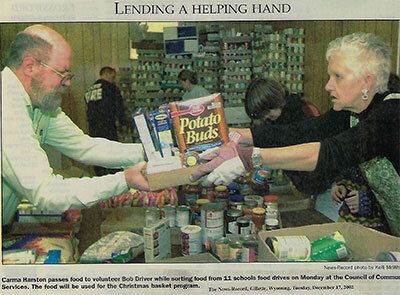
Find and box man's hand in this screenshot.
[124,161,150,191]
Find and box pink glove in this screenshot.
[189,142,254,182]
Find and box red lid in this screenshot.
[264,195,278,203]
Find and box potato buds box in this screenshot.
[169,93,229,165]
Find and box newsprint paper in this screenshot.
[0,0,399,294]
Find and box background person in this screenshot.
[192,32,399,235]
[177,69,210,101]
[85,66,127,176]
[2,25,149,227]
[244,77,332,195]
[245,77,310,124]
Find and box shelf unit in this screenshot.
[283,28,305,94]
[220,35,253,107]
[194,26,221,94]
[132,49,165,109]
[162,53,192,102]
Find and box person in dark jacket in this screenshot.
[244,77,330,194]
[85,66,127,175]
[192,33,399,236]
[244,77,309,125]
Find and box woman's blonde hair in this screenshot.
[326,32,391,94]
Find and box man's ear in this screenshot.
[20,55,37,78]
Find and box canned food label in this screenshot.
[201,209,224,228]
[181,226,202,256]
[275,236,310,261]
[228,221,238,234]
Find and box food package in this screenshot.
[79,231,144,263]
[169,93,229,166]
[2,234,78,263]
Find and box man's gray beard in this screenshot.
[31,78,63,115]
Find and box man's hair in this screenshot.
[99,66,116,76]
[177,69,198,85]
[244,77,286,119]
[4,32,52,69]
[326,32,391,94]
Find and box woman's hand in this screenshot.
[344,190,359,214]
[331,184,347,203]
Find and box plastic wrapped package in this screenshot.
[79,231,144,263]
[2,234,78,263]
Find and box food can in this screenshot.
[237,217,251,236]
[215,237,231,262]
[162,205,176,228]
[181,225,202,256]
[241,235,258,262]
[201,203,224,246]
[176,205,190,228]
[311,231,349,262]
[266,236,311,261]
[226,209,243,234]
[252,168,270,185]
[229,240,243,262]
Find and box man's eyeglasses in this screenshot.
[36,60,74,86]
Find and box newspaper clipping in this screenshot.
[1,0,399,294]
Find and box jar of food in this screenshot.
[265,218,279,231]
[252,207,266,233]
[225,209,243,234]
[214,185,229,200]
[183,182,201,206]
[264,195,279,220]
[201,182,215,202]
[229,194,244,210]
[215,237,231,262]
[239,184,253,196]
[237,216,251,236]
[227,183,239,196]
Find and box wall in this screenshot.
[1,21,398,124]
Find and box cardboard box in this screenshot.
[143,219,171,262]
[258,222,400,262]
[100,207,146,237]
[146,166,198,191]
[162,252,221,263]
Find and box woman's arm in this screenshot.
[261,142,321,171]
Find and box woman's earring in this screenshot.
[361,89,369,100]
